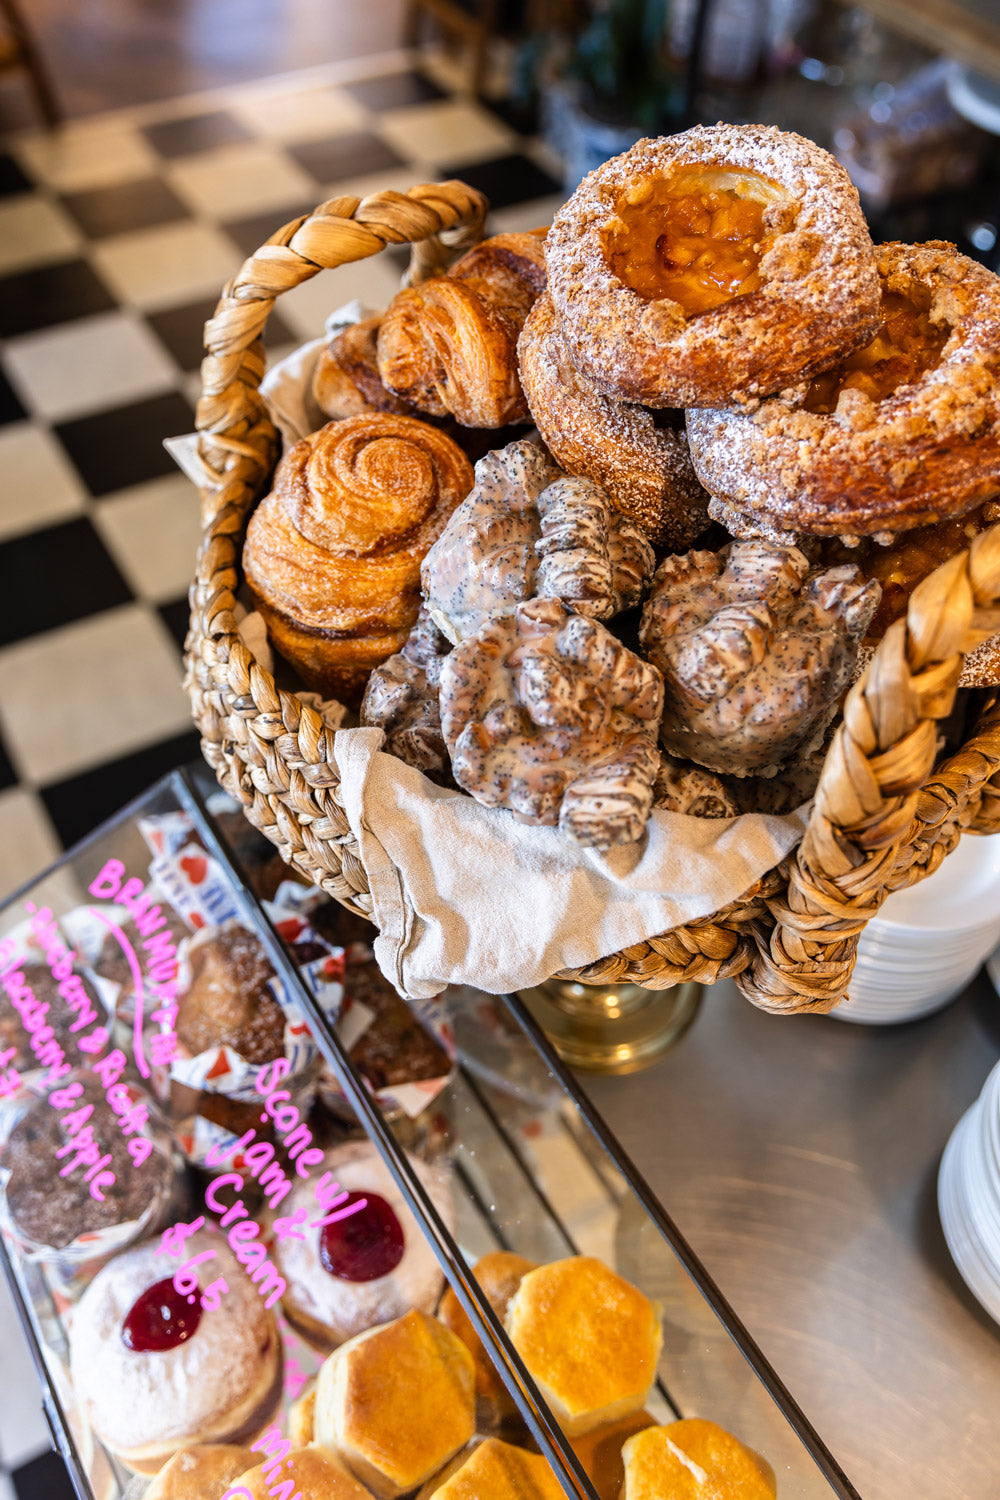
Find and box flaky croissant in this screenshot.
[312,315,418,421]
[242,414,473,705]
[376,230,548,427]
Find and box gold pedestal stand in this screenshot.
[517,977,702,1074]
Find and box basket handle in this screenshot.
[739,522,1000,1013]
[192,181,489,524]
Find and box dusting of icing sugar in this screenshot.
[687,240,1000,537]
[544,124,881,409]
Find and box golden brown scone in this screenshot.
[417,1436,565,1498]
[620,1419,776,1499]
[518,291,709,548]
[142,1443,260,1500]
[231,1443,375,1499]
[313,1310,476,1499]
[569,1411,657,1500]
[504,1256,662,1437]
[546,125,879,410]
[689,241,1000,541]
[313,316,421,420]
[438,1251,537,1417]
[377,230,547,426]
[242,414,473,704]
[287,1379,317,1447]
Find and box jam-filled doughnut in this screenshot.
[67,1233,282,1474]
[517,291,710,548]
[688,241,1000,542]
[272,1140,455,1351]
[545,124,880,409]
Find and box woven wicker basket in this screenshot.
[185,180,1000,1016]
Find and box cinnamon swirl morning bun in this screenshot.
[518,292,710,548]
[545,125,880,409]
[243,414,473,703]
[688,241,1000,542]
[377,230,547,427]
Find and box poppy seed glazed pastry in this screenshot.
[688,241,1000,542]
[545,124,880,410]
[640,540,879,776]
[242,414,473,704]
[68,1233,282,1474]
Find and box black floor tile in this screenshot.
[219,201,318,260]
[157,594,192,652]
[55,390,194,498]
[0,365,27,425]
[142,109,254,158]
[343,69,446,111]
[40,729,204,849]
[0,722,16,792]
[0,517,133,646]
[60,175,190,238]
[435,152,561,210]
[287,131,407,186]
[12,1448,76,1500]
[144,295,219,372]
[0,152,33,196]
[0,259,117,338]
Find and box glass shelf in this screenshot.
[0,766,860,1500]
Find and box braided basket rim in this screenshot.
[184,181,1000,1013]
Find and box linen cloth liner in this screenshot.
[334,727,810,1000]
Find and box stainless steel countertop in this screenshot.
[579,975,1000,1500]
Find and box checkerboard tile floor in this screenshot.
[0,50,560,1494]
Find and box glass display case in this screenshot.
[0,766,861,1499]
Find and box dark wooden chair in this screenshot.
[0,0,61,126]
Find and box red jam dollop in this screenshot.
[319,1192,405,1282]
[121,1278,202,1352]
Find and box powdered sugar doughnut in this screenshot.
[273,1140,454,1351]
[546,125,880,409]
[68,1233,282,1474]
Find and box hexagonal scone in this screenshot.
[313,1309,476,1498]
[417,1436,567,1498]
[621,1419,776,1498]
[505,1256,662,1436]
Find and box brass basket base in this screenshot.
[517,978,703,1074]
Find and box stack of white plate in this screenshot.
[938,1060,1000,1325]
[832,833,1000,1025]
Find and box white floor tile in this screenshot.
[166,141,318,220]
[90,221,241,312]
[277,250,404,340]
[0,424,88,542]
[377,99,515,168]
[3,311,179,424]
[15,121,160,192]
[94,472,202,602]
[0,1467,18,1500]
[0,196,82,277]
[0,1270,50,1468]
[0,605,192,786]
[230,85,367,143]
[0,787,62,902]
